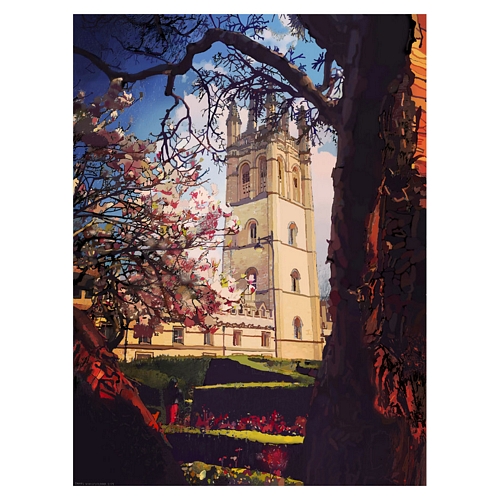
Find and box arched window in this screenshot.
[291,269,300,293]
[293,317,303,339]
[241,163,250,197]
[288,222,298,246]
[292,166,301,203]
[259,157,267,193]
[248,221,257,244]
[278,158,285,196]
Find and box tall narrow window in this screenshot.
[288,222,298,246]
[102,323,116,342]
[172,327,184,344]
[291,269,301,293]
[204,331,213,345]
[249,222,257,244]
[233,330,242,346]
[259,157,267,192]
[261,331,270,347]
[241,163,250,196]
[278,158,285,196]
[292,167,301,203]
[293,317,303,339]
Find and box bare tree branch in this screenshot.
[75,27,342,129]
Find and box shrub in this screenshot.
[119,365,170,390]
[119,355,211,398]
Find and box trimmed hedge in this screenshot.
[203,357,295,385]
[119,355,211,398]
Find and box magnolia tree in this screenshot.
[73,79,241,349]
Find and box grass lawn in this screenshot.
[196,381,309,390]
[230,355,319,385]
[163,424,304,445]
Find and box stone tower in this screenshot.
[222,98,322,360]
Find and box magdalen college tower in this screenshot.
[222,95,322,360]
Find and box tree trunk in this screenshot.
[73,307,187,485]
[303,15,426,485]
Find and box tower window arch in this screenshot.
[247,220,258,244]
[259,157,267,193]
[241,163,250,197]
[293,316,303,339]
[291,269,301,293]
[278,157,285,196]
[292,166,301,203]
[288,222,298,246]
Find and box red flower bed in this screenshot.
[191,409,307,436]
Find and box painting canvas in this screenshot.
[73,13,426,486]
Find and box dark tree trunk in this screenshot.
[73,307,187,485]
[302,15,426,485]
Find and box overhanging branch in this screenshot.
[75,27,342,129]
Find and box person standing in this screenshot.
[164,377,183,425]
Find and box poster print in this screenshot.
[73,14,426,486]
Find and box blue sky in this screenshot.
[73,14,337,291]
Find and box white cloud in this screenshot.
[311,147,336,267]
[260,27,296,55]
[195,59,227,75]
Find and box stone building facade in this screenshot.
[112,306,276,362]
[74,98,325,362]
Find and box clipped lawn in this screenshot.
[163,425,304,445]
[225,355,318,385]
[197,381,309,390]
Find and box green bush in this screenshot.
[118,365,170,389]
[119,355,211,398]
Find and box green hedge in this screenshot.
[118,355,320,411]
[119,355,211,398]
[118,366,170,390]
[191,384,313,424]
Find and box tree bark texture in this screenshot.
[73,307,187,485]
[302,15,426,485]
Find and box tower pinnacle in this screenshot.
[226,100,242,147]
